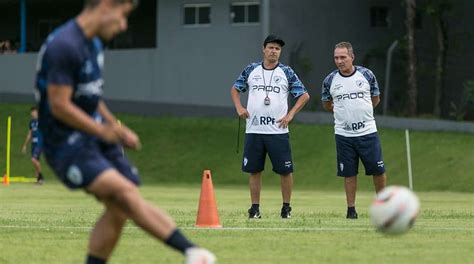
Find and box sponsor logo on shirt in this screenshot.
[334,92,364,101]
[252,85,281,94]
[343,121,366,131]
[251,116,276,126]
[76,78,104,97]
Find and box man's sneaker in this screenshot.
[346,210,358,219]
[281,206,292,219]
[248,207,261,219]
[185,247,216,264]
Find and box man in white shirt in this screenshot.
[321,42,387,219]
[231,35,310,219]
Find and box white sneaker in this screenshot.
[185,247,216,264]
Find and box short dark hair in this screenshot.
[30,106,38,112]
[84,0,139,8]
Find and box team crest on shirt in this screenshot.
[273,76,282,84]
[356,80,368,88]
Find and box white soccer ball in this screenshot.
[369,185,420,234]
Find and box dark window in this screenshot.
[231,3,260,24]
[370,6,389,28]
[184,7,196,25]
[231,5,245,23]
[248,4,260,23]
[198,6,211,24]
[184,4,211,26]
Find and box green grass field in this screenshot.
[0,184,472,263]
[1,104,473,192]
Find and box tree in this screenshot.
[405,0,418,116]
[425,0,452,117]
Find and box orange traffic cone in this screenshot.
[2,174,9,186]
[195,170,222,228]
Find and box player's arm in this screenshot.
[372,96,381,108]
[230,86,249,119]
[323,101,334,113]
[277,92,310,128]
[97,100,141,149]
[21,130,32,154]
[48,84,120,144]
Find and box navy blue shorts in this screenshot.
[335,132,386,177]
[31,143,42,160]
[44,135,140,189]
[242,133,293,175]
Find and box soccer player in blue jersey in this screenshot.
[321,42,387,219]
[35,0,215,263]
[231,35,310,219]
[21,106,44,184]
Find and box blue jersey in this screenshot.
[29,119,42,145]
[35,19,104,147]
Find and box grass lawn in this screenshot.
[0,183,472,263]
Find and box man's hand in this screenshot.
[99,123,141,150]
[236,106,250,119]
[21,145,27,154]
[118,124,141,150]
[277,112,295,129]
[99,123,122,145]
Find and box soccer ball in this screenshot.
[369,185,420,234]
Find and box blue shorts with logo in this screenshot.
[242,133,293,175]
[31,143,42,160]
[44,134,140,189]
[335,132,385,177]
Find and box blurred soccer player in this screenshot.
[321,42,387,219]
[35,0,215,263]
[231,35,310,219]
[21,106,44,184]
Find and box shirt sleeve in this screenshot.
[362,68,380,97]
[321,74,334,102]
[284,67,307,98]
[44,41,78,86]
[233,64,255,93]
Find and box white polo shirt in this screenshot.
[321,66,380,137]
[234,62,307,134]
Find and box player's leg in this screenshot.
[335,134,359,219]
[373,173,386,193]
[357,132,387,193]
[249,172,262,205]
[87,169,215,263]
[31,157,41,177]
[87,201,127,261]
[242,134,265,218]
[31,145,44,183]
[344,176,357,207]
[266,133,293,218]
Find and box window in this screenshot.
[370,6,389,28]
[184,4,211,26]
[230,2,260,24]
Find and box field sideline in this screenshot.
[0,184,472,263]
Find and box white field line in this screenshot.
[0,225,472,232]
